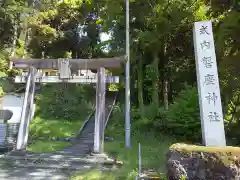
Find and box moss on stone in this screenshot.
[169,143,240,166]
[170,143,240,154]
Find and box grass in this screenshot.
[27,116,83,153]
[27,84,94,153]
[71,103,175,180]
[71,132,173,180]
[107,133,173,179]
[71,170,117,180]
[27,116,83,152]
[27,140,71,153]
[29,116,83,140]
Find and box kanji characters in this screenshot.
[204,74,215,85]
[205,92,217,105]
[200,25,210,35]
[202,56,213,68]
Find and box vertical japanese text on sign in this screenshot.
[193,20,226,146]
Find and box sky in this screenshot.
[100,32,111,42]
[99,32,111,52]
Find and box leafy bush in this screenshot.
[224,91,240,145]
[158,85,201,142]
[35,84,95,120]
[105,103,125,137]
[0,86,4,97]
[107,85,201,142]
[132,103,160,131]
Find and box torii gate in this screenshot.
[11,56,124,153]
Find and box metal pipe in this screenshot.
[125,0,131,148]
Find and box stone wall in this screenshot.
[166,143,240,180]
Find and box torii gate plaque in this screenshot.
[12,56,124,153]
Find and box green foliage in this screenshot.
[108,90,200,142]
[107,103,161,136]
[103,133,172,179]
[224,91,240,145]
[108,84,119,91]
[103,107,174,179]
[29,117,83,140]
[0,49,9,72]
[26,0,101,58]
[157,85,201,141]
[105,104,124,137]
[71,170,120,180]
[131,103,160,130]
[0,86,4,97]
[0,77,18,93]
[36,84,94,120]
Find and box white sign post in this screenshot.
[193,20,226,146]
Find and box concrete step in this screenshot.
[3,152,113,163]
[0,159,94,171]
[77,137,94,141]
[1,153,118,171]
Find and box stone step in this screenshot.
[85,121,95,125]
[77,134,93,138]
[61,148,90,154]
[0,159,94,171]
[78,136,93,139]
[76,140,93,144]
[71,142,93,146]
[1,153,117,171]
[6,151,84,159]
[80,131,94,135]
[77,138,94,141]
[81,130,94,134]
[3,153,113,163]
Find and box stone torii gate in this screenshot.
[11,56,124,153]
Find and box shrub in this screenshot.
[105,103,125,137]
[35,84,95,120]
[160,85,201,142]
[132,103,160,131]
[224,91,240,145]
[0,86,4,97]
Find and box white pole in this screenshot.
[138,143,142,176]
[94,68,101,153]
[125,0,131,148]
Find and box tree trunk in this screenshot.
[152,52,159,107]
[137,55,144,115]
[169,82,173,103]
[9,19,17,69]
[163,79,169,110]
[23,29,29,58]
[160,41,169,110]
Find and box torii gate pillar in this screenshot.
[93,67,106,153]
[16,66,36,150]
